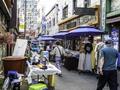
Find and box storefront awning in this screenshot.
[106,16,120,24]
[67,26,104,37]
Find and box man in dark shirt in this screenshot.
[96,39,118,90]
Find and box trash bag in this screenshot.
[2,77,10,90]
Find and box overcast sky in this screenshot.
[39,0,58,14]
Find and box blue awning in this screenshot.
[67,26,104,37]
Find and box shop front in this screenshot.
[56,5,101,72]
[105,0,120,52]
[106,18,120,52]
[58,5,100,50]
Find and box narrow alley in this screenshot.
[55,67,120,90]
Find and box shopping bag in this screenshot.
[2,77,10,90]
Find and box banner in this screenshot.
[19,12,25,32]
[41,16,46,31]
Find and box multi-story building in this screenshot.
[45,4,59,35]
[43,0,100,36]
[57,0,100,31]
[102,0,120,51]
[19,0,39,37]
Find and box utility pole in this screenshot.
[24,0,27,38]
[100,0,102,31]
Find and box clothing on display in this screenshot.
[91,44,96,70]
[84,53,92,71]
[78,42,93,72]
[78,53,85,71]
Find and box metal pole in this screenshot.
[99,0,103,30]
[24,0,27,38]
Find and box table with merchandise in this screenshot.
[26,61,61,89]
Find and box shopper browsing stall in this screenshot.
[50,41,66,76]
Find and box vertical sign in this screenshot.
[111,28,119,50]
[101,0,106,31]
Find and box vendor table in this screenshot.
[26,61,61,89]
[64,56,79,70]
[64,50,79,70]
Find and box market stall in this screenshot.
[26,62,61,84]
[52,26,104,73]
[26,51,61,90]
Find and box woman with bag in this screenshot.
[50,41,66,76]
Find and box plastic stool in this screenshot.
[29,83,48,90]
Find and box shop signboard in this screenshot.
[80,15,96,25]
[101,0,106,31]
[111,28,119,50]
[66,21,76,29]
[74,7,96,15]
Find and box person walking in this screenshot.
[94,38,105,73]
[50,41,66,76]
[96,38,118,90]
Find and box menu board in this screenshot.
[13,39,28,56]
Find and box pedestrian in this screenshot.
[96,38,118,90]
[50,41,66,76]
[94,38,105,73]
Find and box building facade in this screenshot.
[57,0,100,31]
[19,0,39,38]
[102,0,120,51]
[0,0,15,70]
[45,4,59,35]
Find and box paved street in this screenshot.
[55,67,120,90]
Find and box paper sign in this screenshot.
[13,39,28,56]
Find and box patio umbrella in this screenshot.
[67,26,104,37]
[52,31,68,39]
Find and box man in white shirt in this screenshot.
[50,41,66,76]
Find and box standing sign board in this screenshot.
[13,39,28,56]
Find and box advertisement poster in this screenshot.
[111,28,119,50]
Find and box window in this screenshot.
[84,0,91,8]
[49,21,51,28]
[53,18,55,26]
[47,22,49,28]
[63,5,68,19]
[73,0,77,8]
[73,0,77,14]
